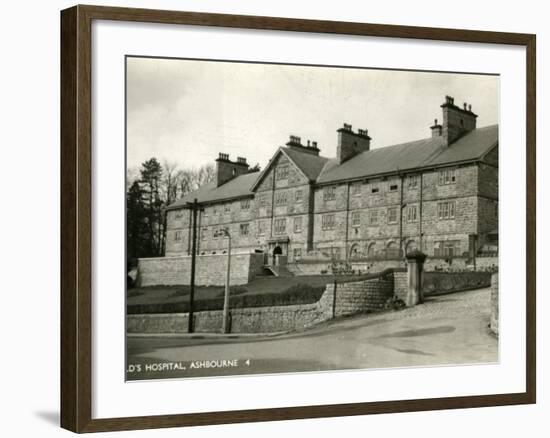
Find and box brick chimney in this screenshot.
[336,123,371,164]
[440,96,477,145]
[214,153,249,187]
[285,135,320,156]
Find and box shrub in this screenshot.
[384,296,406,311]
[127,275,135,289]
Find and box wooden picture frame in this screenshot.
[60,4,536,433]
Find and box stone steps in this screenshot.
[263,265,295,277]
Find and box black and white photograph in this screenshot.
[1,0,545,435]
[125,56,500,381]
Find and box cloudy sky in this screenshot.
[126,56,499,170]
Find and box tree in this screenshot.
[160,161,180,254]
[126,180,148,267]
[126,158,218,262]
[175,168,195,198]
[248,163,261,173]
[126,166,140,192]
[139,158,163,256]
[196,163,215,188]
[162,161,179,205]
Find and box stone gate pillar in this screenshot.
[405,250,427,306]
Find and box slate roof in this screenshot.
[167,124,497,209]
[281,147,330,181]
[316,124,498,184]
[249,146,329,192]
[166,171,258,210]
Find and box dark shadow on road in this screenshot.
[393,348,434,356]
[378,325,455,338]
[423,297,459,303]
[126,316,392,356]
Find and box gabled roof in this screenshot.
[167,124,498,210]
[316,124,498,184]
[281,147,330,181]
[426,125,498,166]
[250,146,330,191]
[166,171,258,210]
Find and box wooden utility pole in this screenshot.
[214,227,232,333]
[398,170,405,257]
[419,173,423,251]
[222,229,232,334]
[186,198,199,333]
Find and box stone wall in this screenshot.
[166,151,316,262]
[423,271,491,295]
[127,286,334,334]
[165,151,497,266]
[286,262,331,276]
[287,259,404,276]
[289,256,497,277]
[330,274,394,317]
[137,253,264,287]
[424,256,498,272]
[128,272,396,334]
[253,152,315,261]
[310,165,483,259]
[490,272,499,335]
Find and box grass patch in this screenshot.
[127,289,144,298]
[127,276,338,314]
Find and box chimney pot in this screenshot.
[286,135,319,155]
[440,95,477,145]
[337,124,370,164]
[289,135,301,145]
[215,153,247,186]
[430,119,442,137]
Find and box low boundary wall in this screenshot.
[137,253,264,287]
[329,273,394,317]
[129,259,497,334]
[423,256,498,272]
[288,256,498,277]
[127,272,394,334]
[423,271,492,295]
[127,289,334,334]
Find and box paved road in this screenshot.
[126,288,497,380]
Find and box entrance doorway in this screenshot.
[272,246,283,265]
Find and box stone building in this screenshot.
[165,96,498,264]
